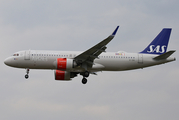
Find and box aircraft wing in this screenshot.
[74,26,119,67]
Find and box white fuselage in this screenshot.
[4,50,175,72]
[3,27,176,84]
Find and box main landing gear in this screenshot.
[82,77,87,84]
[25,68,29,79]
[81,71,90,84]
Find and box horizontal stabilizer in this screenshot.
[153,50,176,60]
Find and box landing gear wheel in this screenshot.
[84,71,89,77]
[25,74,29,79]
[25,68,30,79]
[82,78,87,84]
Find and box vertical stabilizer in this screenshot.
[140,28,172,55]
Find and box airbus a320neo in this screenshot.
[4,26,176,84]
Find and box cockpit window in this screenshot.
[13,54,19,56]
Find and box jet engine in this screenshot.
[55,70,77,80]
[56,58,77,70]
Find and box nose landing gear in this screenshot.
[25,69,29,79]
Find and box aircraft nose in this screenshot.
[4,58,12,66]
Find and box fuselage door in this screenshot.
[138,54,143,64]
[24,50,30,60]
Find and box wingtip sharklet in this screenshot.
[112,26,119,36]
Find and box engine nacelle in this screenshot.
[56,58,76,70]
[55,70,77,81]
[55,70,71,80]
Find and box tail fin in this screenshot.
[140,28,172,55]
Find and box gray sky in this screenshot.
[0,0,179,120]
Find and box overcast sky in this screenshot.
[0,0,179,120]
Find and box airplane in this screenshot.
[4,26,176,84]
